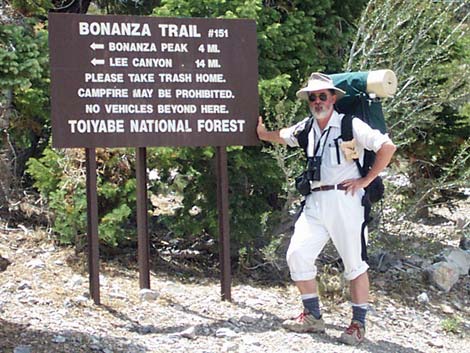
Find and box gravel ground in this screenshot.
[0,202,469,353]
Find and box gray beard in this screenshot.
[309,106,330,120]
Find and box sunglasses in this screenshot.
[308,93,329,102]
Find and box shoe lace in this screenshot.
[295,312,308,322]
[346,322,362,337]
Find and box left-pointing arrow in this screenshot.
[91,58,105,66]
[90,42,105,50]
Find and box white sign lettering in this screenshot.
[68,119,125,133]
[197,119,245,132]
[79,22,151,36]
[158,24,201,38]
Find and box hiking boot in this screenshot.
[339,320,365,345]
[282,312,325,333]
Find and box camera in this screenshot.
[295,156,322,196]
[306,156,322,181]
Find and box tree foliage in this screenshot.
[0,18,49,205]
[346,0,470,214]
[11,0,91,16]
[93,1,160,15]
[27,148,137,246]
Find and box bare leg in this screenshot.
[350,272,369,304]
[295,279,318,295]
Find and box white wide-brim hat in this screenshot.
[296,72,345,101]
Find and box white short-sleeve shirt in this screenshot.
[280,111,391,187]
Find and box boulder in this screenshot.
[428,261,460,292]
[139,288,159,302]
[444,248,470,276]
[0,254,11,272]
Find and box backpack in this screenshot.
[296,71,387,203]
[340,114,384,204]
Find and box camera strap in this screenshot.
[314,127,331,158]
[306,122,315,158]
[306,123,331,158]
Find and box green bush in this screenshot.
[26,148,137,247]
[0,19,50,183]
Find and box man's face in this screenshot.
[308,89,336,120]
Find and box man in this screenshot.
[257,72,396,345]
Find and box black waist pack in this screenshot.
[295,172,311,196]
[365,176,384,203]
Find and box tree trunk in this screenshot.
[0,88,15,208]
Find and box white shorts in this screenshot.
[286,188,369,281]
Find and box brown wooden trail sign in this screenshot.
[49,13,259,304]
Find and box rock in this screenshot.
[179,326,197,339]
[443,248,470,275]
[441,304,454,314]
[242,336,262,346]
[427,339,444,348]
[215,327,238,338]
[17,281,32,290]
[28,297,39,305]
[74,295,89,304]
[109,291,127,300]
[451,300,464,311]
[428,262,460,292]
[99,274,107,286]
[459,235,470,250]
[240,315,259,324]
[199,325,212,336]
[67,275,84,288]
[374,279,386,289]
[0,255,11,272]
[227,317,240,327]
[172,303,184,311]
[221,342,239,352]
[52,335,67,343]
[139,288,159,301]
[407,254,426,267]
[139,325,156,334]
[26,259,45,269]
[13,346,32,353]
[369,251,400,272]
[417,292,429,304]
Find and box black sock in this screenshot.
[302,296,321,319]
[352,304,368,326]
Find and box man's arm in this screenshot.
[257,116,288,145]
[342,140,396,195]
[362,141,396,185]
[366,141,397,185]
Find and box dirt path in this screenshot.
[0,200,469,352]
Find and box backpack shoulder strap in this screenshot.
[297,116,314,153]
[340,114,366,177]
[340,114,354,142]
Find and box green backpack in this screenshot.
[331,71,387,134]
